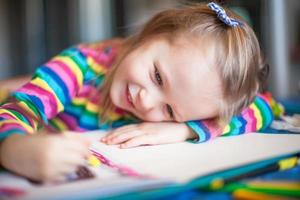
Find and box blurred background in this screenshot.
[0,0,299,99]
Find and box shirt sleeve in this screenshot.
[186,93,280,143]
[0,40,120,140]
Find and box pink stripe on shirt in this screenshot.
[56,113,78,130]
[17,83,58,118]
[0,122,28,133]
[202,120,223,139]
[0,113,18,120]
[242,108,257,132]
[1,104,36,128]
[46,60,79,97]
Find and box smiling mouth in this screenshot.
[126,84,135,108]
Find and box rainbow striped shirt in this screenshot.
[0,39,279,143]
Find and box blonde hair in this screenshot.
[100,3,268,123]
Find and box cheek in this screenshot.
[200,103,220,119]
[184,98,221,121]
[115,58,138,81]
[119,60,150,86]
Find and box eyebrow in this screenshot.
[157,62,182,122]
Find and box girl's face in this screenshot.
[110,36,223,122]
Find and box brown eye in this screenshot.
[166,104,174,119]
[154,66,163,85]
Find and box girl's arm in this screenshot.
[0,40,120,181]
[0,47,87,139]
[102,93,282,148]
[186,93,283,143]
[0,46,91,181]
[0,40,120,140]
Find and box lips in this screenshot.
[126,84,135,108]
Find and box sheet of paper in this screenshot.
[0,131,172,200]
[89,132,300,183]
[1,131,300,200]
[0,161,171,200]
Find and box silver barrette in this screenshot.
[207,2,242,27]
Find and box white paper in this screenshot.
[1,131,300,199]
[90,132,300,183]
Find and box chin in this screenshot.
[110,85,128,112]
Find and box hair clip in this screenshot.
[207,2,243,27]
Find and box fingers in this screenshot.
[23,133,93,183]
[46,164,82,183]
[63,152,87,166]
[101,124,139,142]
[104,130,143,145]
[119,135,156,148]
[40,158,81,183]
[51,134,91,182]
[62,133,91,158]
[47,150,89,183]
[100,124,166,148]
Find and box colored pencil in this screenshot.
[209,155,300,190]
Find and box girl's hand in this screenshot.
[0,132,91,183]
[101,122,197,148]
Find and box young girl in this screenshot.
[0,3,280,182]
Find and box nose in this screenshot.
[136,88,159,113]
